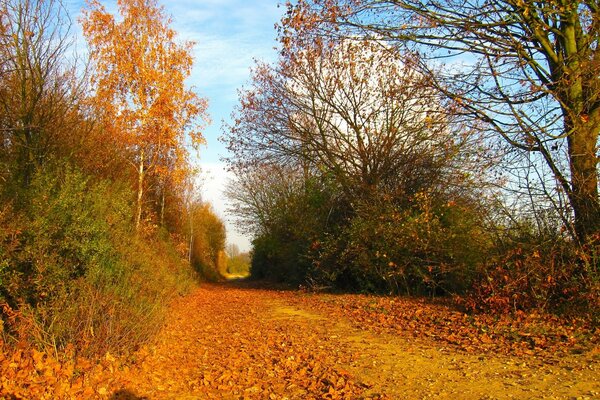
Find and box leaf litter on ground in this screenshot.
[1,282,598,399]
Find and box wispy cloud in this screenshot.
[67,0,282,94]
[166,1,281,93]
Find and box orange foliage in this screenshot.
[81,0,208,227]
[1,284,597,398]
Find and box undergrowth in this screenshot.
[0,164,198,357]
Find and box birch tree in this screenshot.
[82,0,207,230]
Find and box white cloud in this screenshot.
[192,34,262,90]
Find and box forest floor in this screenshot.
[2,281,599,399]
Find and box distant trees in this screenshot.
[81,0,208,230]
[225,244,251,276]
[283,0,600,244]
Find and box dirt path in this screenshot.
[110,283,599,399]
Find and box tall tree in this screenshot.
[225,38,485,204]
[284,0,600,243]
[81,0,207,230]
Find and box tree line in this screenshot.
[223,0,599,316]
[0,0,224,355]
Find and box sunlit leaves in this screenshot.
[81,0,208,228]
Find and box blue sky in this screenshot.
[66,0,285,251]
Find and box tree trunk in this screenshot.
[135,150,145,231]
[567,121,600,244]
[160,185,165,226]
[188,217,194,264]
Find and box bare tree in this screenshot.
[225,163,308,236]
[224,39,486,206]
[284,0,600,243]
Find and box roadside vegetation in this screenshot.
[223,0,600,321]
[0,0,226,360]
[0,0,598,397]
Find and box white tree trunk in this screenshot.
[135,150,145,231]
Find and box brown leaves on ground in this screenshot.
[281,289,599,360]
[1,282,598,399]
[113,284,372,399]
[0,342,125,399]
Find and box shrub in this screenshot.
[251,231,311,283]
[247,174,339,284]
[0,162,197,356]
[312,191,491,295]
[0,165,124,309]
[465,231,600,318]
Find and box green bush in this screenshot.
[0,165,123,307]
[249,176,338,284]
[251,231,311,283]
[0,162,197,355]
[312,192,491,295]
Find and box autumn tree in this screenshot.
[81,0,208,230]
[225,39,486,205]
[284,0,600,244]
[224,38,491,290]
[189,201,226,279]
[0,0,83,189]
